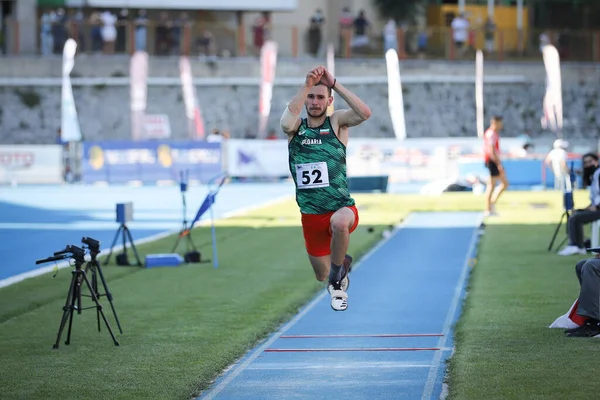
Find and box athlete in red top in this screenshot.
[483,116,509,216]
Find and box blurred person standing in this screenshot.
[483,116,509,216]
[545,139,570,190]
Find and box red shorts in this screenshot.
[301,205,359,257]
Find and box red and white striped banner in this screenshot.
[326,43,335,116]
[179,56,206,140]
[258,41,278,139]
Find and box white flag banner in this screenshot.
[258,41,278,138]
[326,42,335,116]
[61,38,82,142]
[130,51,149,141]
[475,50,484,139]
[385,49,407,141]
[179,57,206,140]
[542,45,563,136]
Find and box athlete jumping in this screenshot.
[280,66,372,311]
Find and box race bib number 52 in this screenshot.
[295,162,329,189]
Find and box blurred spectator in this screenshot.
[89,10,103,53]
[244,128,257,139]
[172,12,190,55]
[266,129,278,140]
[52,8,67,54]
[116,9,128,53]
[207,129,223,143]
[70,9,86,53]
[253,12,271,55]
[338,6,353,52]
[134,10,148,52]
[351,10,370,50]
[558,153,600,256]
[484,16,496,55]
[308,9,324,57]
[197,29,216,60]
[383,19,397,53]
[451,13,469,57]
[417,26,429,58]
[101,10,117,54]
[545,139,569,190]
[155,11,172,55]
[539,31,550,52]
[40,10,53,56]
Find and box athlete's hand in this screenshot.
[319,67,336,88]
[305,68,323,87]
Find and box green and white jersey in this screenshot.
[288,117,355,214]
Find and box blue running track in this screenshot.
[198,211,482,400]
[0,183,293,284]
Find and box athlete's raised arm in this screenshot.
[317,68,371,128]
[280,68,324,135]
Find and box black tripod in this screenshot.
[83,238,123,334]
[548,209,571,251]
[548,167,577,252]
[106,222,142,266]
[36,245,119,349]
[172,170,199,254]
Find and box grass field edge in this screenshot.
[440,218,486,400]
[0,194,294,289]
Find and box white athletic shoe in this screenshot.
[329,289,348,311]
[558,245,587,256]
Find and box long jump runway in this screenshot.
[198,211,483,400]
[0,183,293,284]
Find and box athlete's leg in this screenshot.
[301,208,356,285]
[308,255,330,282]
[485,176,498,213]
[491,170,509,205]
[328,207,356,285]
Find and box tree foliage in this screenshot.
[372,0,424,23]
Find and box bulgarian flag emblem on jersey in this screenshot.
[319,129,329,135]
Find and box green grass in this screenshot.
[0,193,410,400]
[447,190,600,400]
[1,190,597,399]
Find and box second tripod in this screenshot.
[82,236,123,334]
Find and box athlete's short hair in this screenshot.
[491,115,503,123]
[315,82,332,97]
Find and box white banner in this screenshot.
[346,137,528,183]
[475,50,484,139]
[225,139,290,178]
[179,56,205,140]
[0,145,63,184]
[258,41,278,139]
[385,49,407,140]
[61,39,82,142]
[542,45,563,135]
[223,137,528,182]
[130,51,149,141]
[143,114,171,139]
[326,42,335,116]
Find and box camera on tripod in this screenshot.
[35,237,121,349]
[82,236,100,252]
[36,244,86,266]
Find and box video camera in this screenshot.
[81,236,100,252]
[35,245,86,265]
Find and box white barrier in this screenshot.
[0,145,63,185]
[224,137,528,182]
[224,139,290,178]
